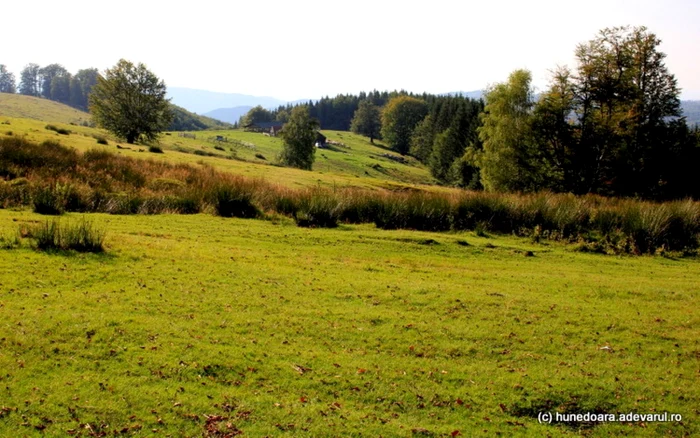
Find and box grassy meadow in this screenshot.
[0,94,699,436]
[0,92,436,191]
[0,210,698,436]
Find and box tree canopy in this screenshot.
[0,65,15,93]
[19,64,41,97]
[242,105,274,127]
[279,106,319,170]
[89,59,173,144]
[381,96,428,154]
[350,100,382,143]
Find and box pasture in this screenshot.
[0,210,697,436]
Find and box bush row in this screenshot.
[1,137,699,254]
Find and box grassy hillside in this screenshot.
[0,93,92,126]
[0,210,697,436]
[0,97,437,191]
[169,104,233,131]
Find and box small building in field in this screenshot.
[244,121,285,136]
[315,132,327,148]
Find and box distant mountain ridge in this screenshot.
[168,87,700,128]
[167,87,286,115]
[202,106,253,125]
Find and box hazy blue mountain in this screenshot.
[681,101,700,127]
[169,104,232,131]
[203,106,253,125]
[167,87,286,114]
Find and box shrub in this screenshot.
[45,124,71,135]
[32,183,68,215]
[95,136,109,145]
[212,183,259,218]
[294,191,340,228]
[148,145,164,153]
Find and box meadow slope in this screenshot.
[0,94,436,191]
[0,211,697,436]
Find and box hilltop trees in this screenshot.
[70,68,100,110]
[19,64,41,97]
[14,63,98,109]
[242,105,274,126]
[0,65,15,93]
[89,59,172,144]
[39,64,70,100]
[350,100,381,143]
[279,106,319,170]
[381,96,428,154]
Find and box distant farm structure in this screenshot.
[244,121,284,136]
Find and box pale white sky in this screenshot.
[3,0,700,100]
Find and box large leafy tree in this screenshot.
[533,26,685,197]
[477,69,544,192]
[381,96,428,154]
[89,59,172,144]
[242,105,273,126]
[0,65,16,93]
[19,64,41,97]
[279,106,319,170]
[350,100,381,143]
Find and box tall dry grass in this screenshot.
[1,137,699,254]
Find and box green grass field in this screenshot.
[1,94,698,436]
[0,210,697,436]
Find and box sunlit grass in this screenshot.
[0,210,697,436]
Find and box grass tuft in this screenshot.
[28,218,105,252]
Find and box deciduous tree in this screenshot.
[89,59,172,144]
[0,65,16,93]
[39,64,69,99]
[242,105,273,127]
[477,69,542,192]
[350,100,381,143]
[19,64,41,97]
[279,106,319,170]
[381,96,428,154]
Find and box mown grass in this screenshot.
[0,210,697,436]
[2,137,699,254]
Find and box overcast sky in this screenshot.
[3,0,700,101]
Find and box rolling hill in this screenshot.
[0,93,232,131]
[0,93,436,191]
[0,92,92,125]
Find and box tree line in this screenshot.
[0,63,99,111]
[244,26,699,200]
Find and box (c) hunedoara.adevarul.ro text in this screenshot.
[537,411,683,424]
